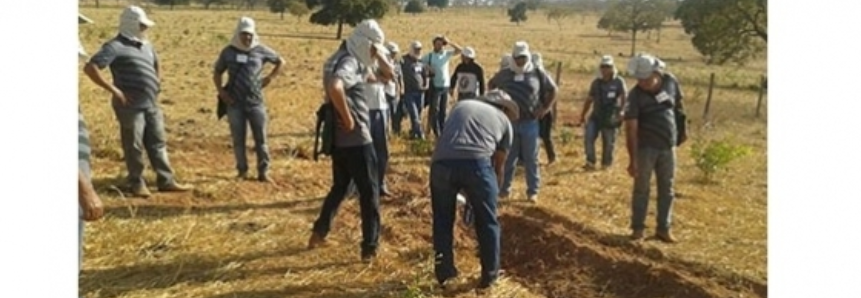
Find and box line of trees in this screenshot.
[90,0,767,65]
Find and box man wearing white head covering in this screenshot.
[78,13,104,283]
[84,5,192,198]
[531,52,558,164]
[577,55,627,170]
[309,19,394,262]
[623,53,687,243]
[449,46,486,101]
[487,41,557,203]
[384,42,406,135]
[429,89,518,293]
[213,16,286,183]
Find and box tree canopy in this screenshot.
[675,0,767,65]
[597,0,673,56]
[508,1,528,25]
[405,0,426,14]
[305,0,390,39]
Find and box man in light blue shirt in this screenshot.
[422,35,462,137]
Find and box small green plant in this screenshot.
[560,128,574,145]
[690,138,752,181]
[409,139,434,156]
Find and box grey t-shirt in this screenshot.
[89,35,161,110]
[432,100,513,161]
[322,46,372,147]
[489,68,557,121]
[588,76,627,121]
[401,54,429,93]
[214,45,281,107]
[623,73,683,150]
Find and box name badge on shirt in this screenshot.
[607,91,616,98]
[514,74,524,82]
[655,91,672,103]
[414,65,422,73]
[236,54,248,63]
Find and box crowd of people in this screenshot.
[78,6,688,295]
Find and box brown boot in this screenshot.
[158,182,192,192]
[655,230,677,243]
[130,184,152,198]
[631,229,645,241]
[307,232,329,249]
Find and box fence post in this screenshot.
[756,75,766,118]
[554,61,562,84]
[703,72,715,121]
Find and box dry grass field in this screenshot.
[78,4,767,298]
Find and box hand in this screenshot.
[81,192,104,222]
[339,115,355,132]
[218,89,234,104]
[112,88,129,106]
[532,107,547,119]
[262,76,273,88]
[442,36,451,45]
[576,116,585,127]
[627,162,637,178]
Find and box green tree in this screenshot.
[675,0,767,65]
[545,6,572,30]
[288,0,310,21]
[404,0,425,14]
[268,0,289,19]
[597,0,668,56]
[427,0,448,9]
[508,1,528,25]
[305,0,389,40]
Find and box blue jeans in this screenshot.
[428,87,449,137]
[501,119,541,196]
[430,159,500,286]
[113,107,176,188]
[370,109,389,191]
[403,91,425,139]
[387,94,404,134]
[631,147,676,232]
[313,144,380,255]
[227,104,270,176]
[584,118,618,166]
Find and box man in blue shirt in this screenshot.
[422,35,463,137]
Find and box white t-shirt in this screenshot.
[365,82,388,110]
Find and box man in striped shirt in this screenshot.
[488,41,557,203]
[83,6,191,198]
[624,53,685,243]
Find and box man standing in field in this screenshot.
[83,5,191,198]
[488,41,557,202]
[429,90,517,294]
[78,13,105,279]
[449,47,486,101]
[385,42,406,135]
[532,52,558,164]
[400,41,431,140]
[213,16,286,183]
[308,19,395,262]
[623,53,686,243]
[422,35,463,137]
[578,55,627,170]
[366,54,394,197]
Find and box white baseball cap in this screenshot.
[462,47,476,59]
[410,40,422,50]
[121,5,155,27]
[627,53,665,79]
[512,41,530,58]
[386,41,400,53]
